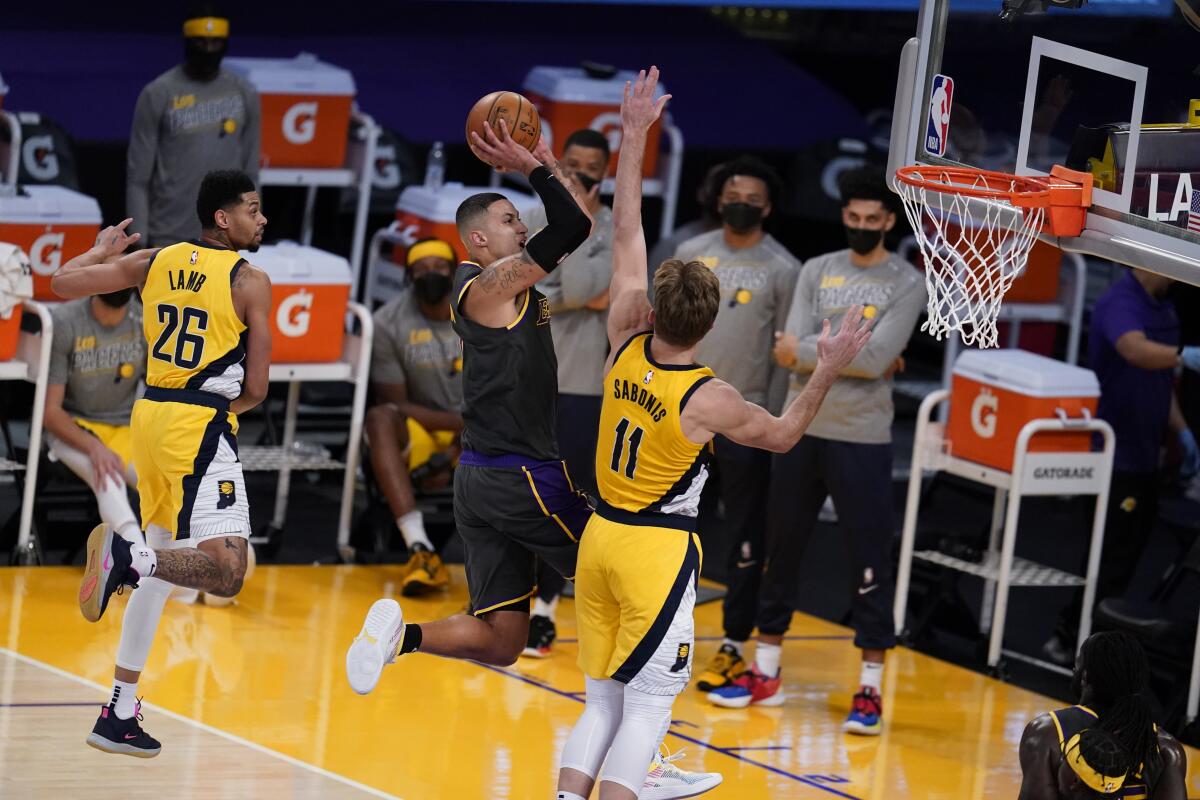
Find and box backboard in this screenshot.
[887,0,1200,285]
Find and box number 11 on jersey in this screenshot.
[610,417,644,480]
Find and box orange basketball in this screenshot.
[465,91,541,164]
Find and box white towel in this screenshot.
[0,242,34,319]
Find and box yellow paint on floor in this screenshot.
[0,565,1195,798]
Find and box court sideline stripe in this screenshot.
[474,662,863,800]
[0,647,403,800]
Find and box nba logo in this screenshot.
[925,74,954,157]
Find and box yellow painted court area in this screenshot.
[1,565,1197,799]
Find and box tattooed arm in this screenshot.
[153,537,248,597]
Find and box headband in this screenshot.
[183,17,230,38]
[1063,733,1127,795]
[407,239,456,267]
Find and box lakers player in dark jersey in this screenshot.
[345,117,598,692]
[555,68,874,800]
[51,170,271,757]
[1018,632,1186,799]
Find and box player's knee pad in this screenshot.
[95,478,137,532]
[114,575,173,673]
[560,677,624,780]
[599,685,677,794]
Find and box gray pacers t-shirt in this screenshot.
[783,249,926,445]
[531,204,614,397]
[371,289,463,412]
[48,298,145,425]
[674,229,800,409]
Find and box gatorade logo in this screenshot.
[282,102,319,145]
[30,232,65,276]
[971,389,998,439]
[589,111,625,154]
[22,134,59,181]
[277,290,313,338]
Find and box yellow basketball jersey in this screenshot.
[596,332,714,520]
[142,241,248,400]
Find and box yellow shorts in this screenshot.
[406,418,456,472]
[575,509,702,696]
[131,396,248,542]
[74,419,134,466]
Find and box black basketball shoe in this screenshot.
[86,701,161,758]
[79,524,141,623]
[522,614,557,658]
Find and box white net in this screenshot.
[896,169,1046,348]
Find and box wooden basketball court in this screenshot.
[1,565,1196,798]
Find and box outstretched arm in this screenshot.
[607,67,671,360]
[51,219,155,299]
[682,306,872,452]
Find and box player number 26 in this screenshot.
[151,304,209,370]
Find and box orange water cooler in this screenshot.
[225,55,356,168]
[241,242,351,362]
[522,66,666,178]
[0,186,102,300]
[947,349,1099,472]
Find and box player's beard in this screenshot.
[97,288,133,308]
[184,40,226,81]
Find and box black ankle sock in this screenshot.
[400,623,422,655]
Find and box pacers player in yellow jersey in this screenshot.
[555,69,873,800]
[51,170,272,757]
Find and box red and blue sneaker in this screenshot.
[842,687,883,735]
[705,666,784,708]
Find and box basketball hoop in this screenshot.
[894,164,1091,348]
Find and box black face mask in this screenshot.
[845,226,885,256]
[721,203,764,234]
[183,39,227,81]
[413,272,451,306]
[575,172,602,193]
[98,288,133,308]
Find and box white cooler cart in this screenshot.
[893,357,1116,676]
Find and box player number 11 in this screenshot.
[609,417,644,480]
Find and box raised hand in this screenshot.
[621,66,671,135]
[469,118,540,176]
[93,218,141,259]
[815,305,874,373]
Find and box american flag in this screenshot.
[1190,189,1200,235]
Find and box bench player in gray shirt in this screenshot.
[127,9,259,247]
[709,166,926,735]
[367,238,464,596]
[672,157,801,696]
[527,128,613,657]
[42,290,145,590]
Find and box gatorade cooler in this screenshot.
[225,55,355,169]
[523,66,666,178]
[947,349,1100,472]
[0,186,101,300]
[0,305,21,361]
[242,242,351,363]
[376,182,535,304]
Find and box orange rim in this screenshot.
[895,165,1051,207]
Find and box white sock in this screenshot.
[722,637,745,656]
[556,794,587,800]
[860,660,884,693]
[755,642,782,678]
[533,596,559,621]
[397,510,432,550]
[128,545,158,580]
[110,678,138,719]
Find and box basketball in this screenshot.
[465,91,541,164]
